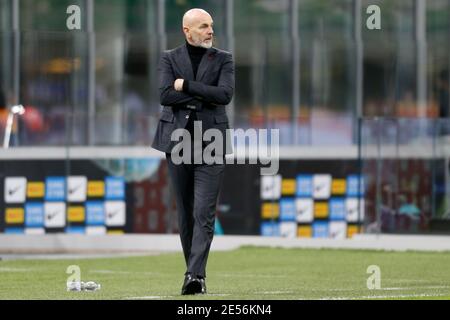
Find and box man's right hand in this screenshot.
[174,79,185,92]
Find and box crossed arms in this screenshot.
[158,51,235,107]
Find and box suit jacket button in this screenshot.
[185,115,189,119]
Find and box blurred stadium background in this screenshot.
[1,0,450,253]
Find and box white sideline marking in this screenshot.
[90,270,132,275]
[385,279,430,283]
[124,293,232,300]
[381,286,450,291]
[320,293,449,300]
[327,285,450,292]
[257,291,294,295]
[0,267,36,272]
[124,290,449,300]
[127,291,297,299]
[89,269,161,276]
[125,296,174,300]
[218,273,287,278]
[124,293,231,300]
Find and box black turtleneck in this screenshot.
[186,41,207,78]
[184,41,208,134]
[183,41,207,93]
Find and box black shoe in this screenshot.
[181,274,202,295]
[198,277,207,294]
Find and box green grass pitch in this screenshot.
[1,246,449,300]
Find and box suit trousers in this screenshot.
[166,151,225,278]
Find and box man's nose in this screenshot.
[208,27,213,35]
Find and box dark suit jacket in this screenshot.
[151,43,235,155]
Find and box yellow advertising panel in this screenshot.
[297,226,312,238]
[347,225,360,238]
[27,182,45,198]
[88,181,105,197]
[68,206,85,223]
[314,202,329,219]
[6,208,24,224]
[332,179,346,195]
[281,179,296,195]
[261,203,280,219]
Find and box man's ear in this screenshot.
[183,26,189,37]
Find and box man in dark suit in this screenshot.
[151,8,234,295]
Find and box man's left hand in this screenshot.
[174,79,184,91]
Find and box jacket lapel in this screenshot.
[196,47,217,81]
[175,45,195,81]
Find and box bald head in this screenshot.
[182,8,214,49]
[183,8,211,28]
